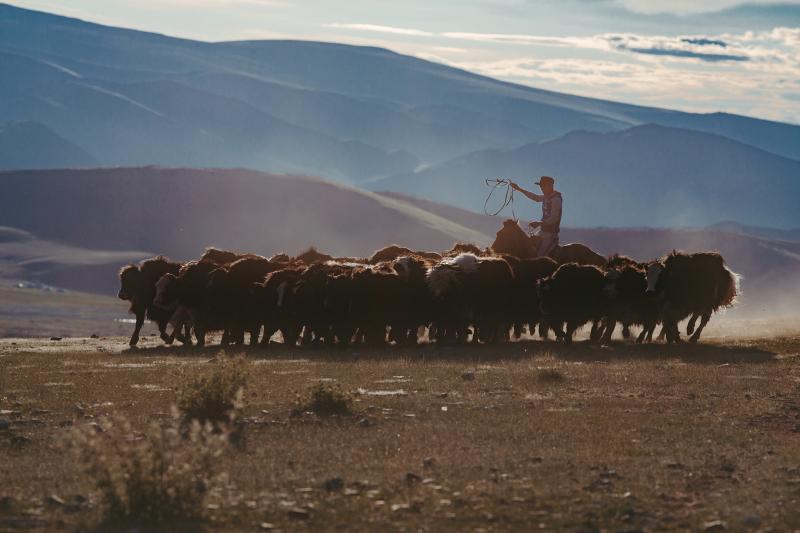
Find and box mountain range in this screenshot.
[370,124,800,228]
[1,3,799,192]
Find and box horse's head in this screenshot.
[491,219,538,258]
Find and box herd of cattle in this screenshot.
[117,221,739,349]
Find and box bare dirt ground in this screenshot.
[1,322,800,532]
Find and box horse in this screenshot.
[490,219,606,267]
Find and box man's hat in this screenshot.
[535,175,554,186]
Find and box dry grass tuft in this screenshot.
[537,367,566,383]
[69,411,228,528]
[178,357,246,425]
[302,382,353,416]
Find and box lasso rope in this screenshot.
[483,178,517,220]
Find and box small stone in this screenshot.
[90,334,99,339]
[423,457,435,469]
[259,523,275,530]
[0,496,13,510]
[704,519,725,530]
[288,507,310,519]
[391,503,412,512]
[0,419,10,430]
[357,417,373,428]
[461,371,475,381]
[45,495,65,507]
[344,488,359,496]
[406,472,422,485]
[323,477,344,492]
[741,515,761,527]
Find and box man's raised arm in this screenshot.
[509,181,543,202]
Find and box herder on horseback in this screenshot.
[509,176,562,257]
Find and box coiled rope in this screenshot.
[483,178,517,220]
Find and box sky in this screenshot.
[8,0,800,124]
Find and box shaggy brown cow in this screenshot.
[295,247,334,265]
[502,255,559,339]
[426,253,478,343]
[252,267,306,347]
[599,264,660,344]
[443,242,484,257]
[537,263,612,343]
[491,219,606,267]
[645,251,738,343]
[199,247,254,266]
[206,256,283,345]
[154,261,228,347]
[389,256,434,344]
[369,245,441,264]
[118,256,184,347]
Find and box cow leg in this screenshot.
[249,324,260,346]
[686,314,700,336]
[601,319,616,345]
[636,328,647,344]
[195,325,206,348]
[181,322,193,345]
[621,323,631,339]
[589,321,602,342]
[564,321,580,344]
[129,310,145,347]
[656,325,667,341]
[689,312,711,343]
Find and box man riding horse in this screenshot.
[509,176,562,257]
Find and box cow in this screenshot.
[295,247,334,265]
[206,256,283,346]
[252,267,306,347]
[426,253,479,343]
[369,245,441,264]
[537,263,611,343]
[598,264,660,344]
[491,219,606,267]
[502,255,559,340]
[198,247,251,266]
[443,242,485,258]
[645,251,739,343]
[118,256,185,347]
[389,256,435,344]
[154,261,228,347]
[469,256,516,343]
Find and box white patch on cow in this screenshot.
[426,264,459,297]
[443,253,478,273]
[645,263,663,293]
[394,256,412,277]
[276,281,288,308]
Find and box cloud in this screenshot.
[617,0,800,15]
[323,23,433,37]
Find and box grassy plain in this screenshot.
[1,325,799,532]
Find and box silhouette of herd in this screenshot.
[118,220,739,349]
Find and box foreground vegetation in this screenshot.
[1,330,799,531]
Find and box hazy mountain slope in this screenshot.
[0,120,96,169]
[0,167,491,262]
[0,226,150,295]
[1,2,798,179]
[370,124,800,229]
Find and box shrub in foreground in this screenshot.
[302,382,353,416]
[178,357,247,425]
[70,411,228,528]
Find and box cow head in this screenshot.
[153,273,177,309]
[645,262,664,294]
[118,265,141,300]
